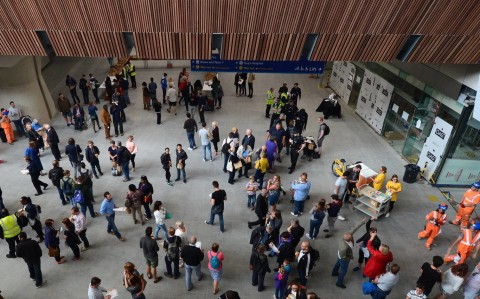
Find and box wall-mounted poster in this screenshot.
[328,61,356,104]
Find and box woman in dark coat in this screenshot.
[211,121,220,156]
[25,156,48,196]
[25,123,44,150]
[138,175,153,220]
[44,218,65,264]
[61,218,80,260]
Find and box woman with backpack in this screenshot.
[73,176,96,219]
[208,242,224,295]
[65,137,82,179]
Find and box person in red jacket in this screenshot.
[363,231,393,280]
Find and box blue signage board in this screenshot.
[190,59,325,74]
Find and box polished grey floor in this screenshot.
[0,58,469,299]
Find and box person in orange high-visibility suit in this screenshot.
[445,221,480,264]
[450,182,480,227]
[418,204,448,250]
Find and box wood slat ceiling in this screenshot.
[0,30,45,56]
[0,0,479,63]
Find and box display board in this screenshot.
[417,117,453,180]
[190,60,325,74]
[329,61,356,104]
[437,159,480,185]
[356,69,394,134]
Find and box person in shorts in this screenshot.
[166,84,178,115]
[139,226,162,283]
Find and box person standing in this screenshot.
[433,264,468,299]
[116,142,131,182]
[44,124,61,161]
[175,144,188,183]
[306,199,327,240]
[291,173,311,217]
[248,189,269,229]
[385,174,402,217]
[100,104,111,140]
[110,102,124,137]
[450,182,480,227]
[126,135,138,171]
[199,122,213,162]
[127,61,136,88]
[207,242,224,295]
[416,256,444,297]
[43,218,65,264]
[161,73,168,104]
[153,201,167,240]
[57,93,74,126]
[296,241,314,286]
[247,73,255,98]
[16,232,45,288]
[141,82,150,110]
[418,204,448,250]
[70,206,89,251]
[363,233,393,281]
[61,218,81,261]
[19,196,44,242]
[445,221,480,264]
[197,92,207,124]
[463,261,480,299]
[99,192,125,241]
[166,84,178,115]
[249,243,271,292]
[8,101,25,137]
[87,102,102,133]
[181,235,205,291]
[88,74,100,103]
[148,77,157,102]
[140,226,162,283]
[73,176,96,219]
[66,75,80,104]
[290,83,302,105]
[205,181,227,233]
[152,98,162,125]
[79,74,90,105]
[88,277,111,299]
[48,161,67,205]
[0,109,14,144]
[372,166,387,191]
[331,218,367,289]
[370,263,400,299]
[184,113,198,151]
[269,99,284,132]
[25,156,48,196]
[138,176,153,220]
[288,130,305,174]
[85,141,103,179]
[265,88,275,118]
[126,184,144,225]
[211,121,220,155]
[161,147,173,186]
[65,137,82,179]
[316,116,327,158]
[163,226,181,280]
[0,208,22,258]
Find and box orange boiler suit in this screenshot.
[452,189,480,227]
[418,210,447,249]
[445,228,480,264]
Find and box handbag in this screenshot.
[362,281,377,295]
[233,160,243,170]
[124,198,132,208]
[125,207,132,214]
[177,162,184,169]
[48,246,59,257]
[226,159,234,172]
[165,212,173,219]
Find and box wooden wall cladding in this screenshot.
[47,31,127,57]
[310,34,407,62]
[0,30,45,56]
[407,35,480,64]
[133,33,211,59]
[221,34,306,61]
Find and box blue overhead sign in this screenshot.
[190,59,325,74]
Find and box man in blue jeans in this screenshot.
[99,191,125,241]
[205,181,227,233]
[183,113,197,150]
[198,122,213,161]
[180,235,204,291]
[291,173,311,216]
[116,142,131,182]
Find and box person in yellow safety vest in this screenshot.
[279,91,289,105]
[127,61,137,89]
[445,221,480,265]
[0,208,22,258]
[121,64,129,80]
[265,88,275,118]
[418,204,448,250]
[450,182,480,227]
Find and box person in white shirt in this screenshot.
[372,263,400,298]
[198,123,213,162]
[153,201,167,240]
[406,283,427,299]
[88,276,110,299]
[166,84,177,115]
[433,264,468,299]
[8,101,25,137]
[70,206,89,251]
[464,262,480,299]
[175,221,188,268]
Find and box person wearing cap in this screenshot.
[418,204,448,250]
[288,129,305,174]
[445,221,480,264]
[450,182,480,227]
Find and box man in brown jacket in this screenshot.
[57,93,73,126]
[100,104,111,139]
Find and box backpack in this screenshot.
[221,140,232,155]
[210,251,221,269]
[80,169,92,185]
[310,248,320,269]
[73,189,85,204]
[322,123,330,136]
[62,178,74,196]
[166,237,179,261]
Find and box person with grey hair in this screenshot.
[180,235,205,291]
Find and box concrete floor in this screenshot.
[0,58,470,299]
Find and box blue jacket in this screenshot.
[291,181,311,201]
[44,227,59,248]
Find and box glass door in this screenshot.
[348,67,364,109]
[382,92,415,155]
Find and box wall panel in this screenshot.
[0,30,45,56]
[133,33,211,59]
[48,31,127,57]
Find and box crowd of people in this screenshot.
[1,62,480,299]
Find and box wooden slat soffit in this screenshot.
[0,0,479,62]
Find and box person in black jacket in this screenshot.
[175,144,188,183]
[61,218,80,260]
[248,189,269,229]
[110,102,124,137]
[250,225,274,252]
[85,141,103,179]
[25,156,48,196]
[271,231,296,269]
[241,129,256,151]
[48,160,67,205]
[249,244,271,292]
[15,232,44,288]
[44,124,61,161]
[296,241,313,287]
[161,147,172,186]
[180,235,205,291]
[288,218,305,249]
[65,137,82,179]
[20,196,44,242]
[352,217,381,272]
[116,142,131,182]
